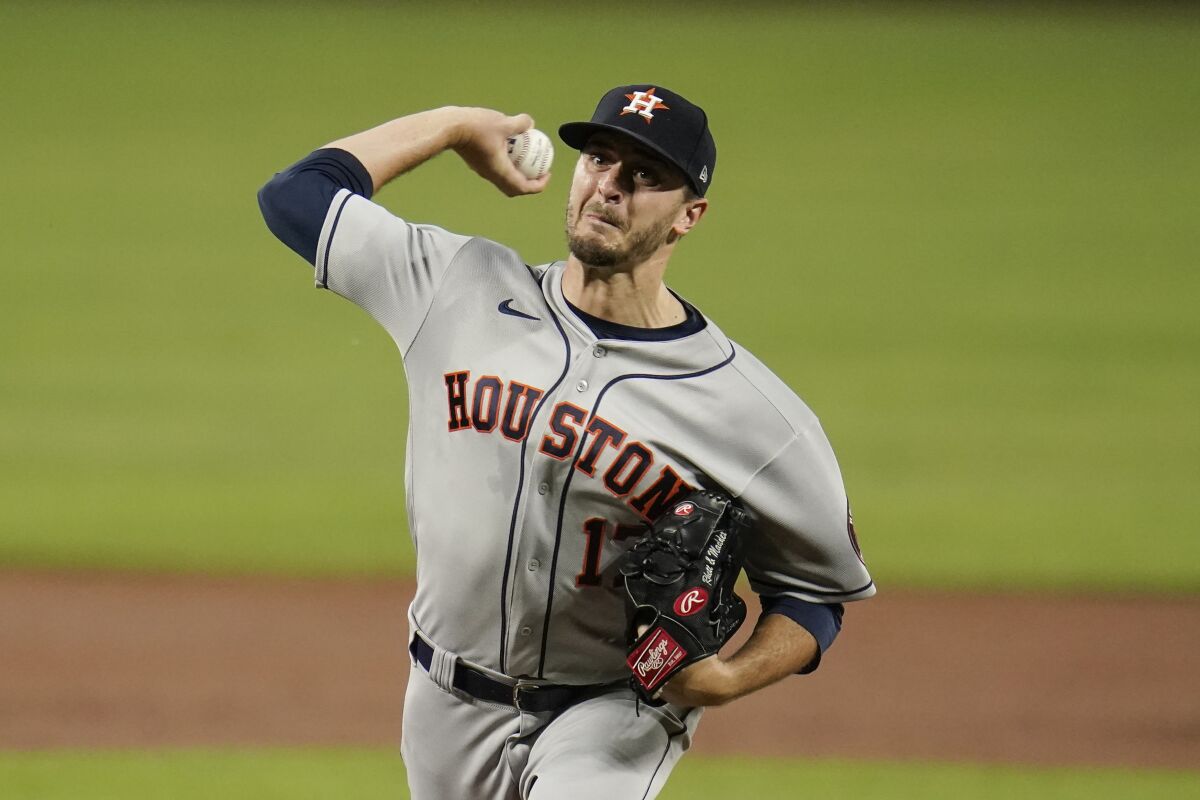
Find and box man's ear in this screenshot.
[673,198,708,237]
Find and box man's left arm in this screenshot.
[664,425,874,706]
[661,599,842,706]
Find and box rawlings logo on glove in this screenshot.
[627,628,687,691]
[673,588,708,616]
[618,489,750,703]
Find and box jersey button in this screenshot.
[576,380,589,392]
[537,482,549,495]
[520,626,532,636]
[527,559,540,571]
[593,346,606,358]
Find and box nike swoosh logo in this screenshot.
[498,299,539,321]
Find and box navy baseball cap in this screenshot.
[559,85,716,197]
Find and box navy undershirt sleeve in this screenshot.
[257,148,374,266]
[759,595,844,675]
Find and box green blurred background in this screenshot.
[2,0,1198,589]
[1,1,1197,796]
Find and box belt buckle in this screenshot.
[512,678,540,712]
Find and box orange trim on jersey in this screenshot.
[500,380,546,442]
[574,415,628,477]
[443,370,472,432]
[575,517,607,587]
[471,374,503,433]
[602,441,654,499]
[538,402,588,461]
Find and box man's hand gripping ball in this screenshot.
[619,489,750,703]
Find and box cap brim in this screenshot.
[558,121,611,151]
[558,121,699,194]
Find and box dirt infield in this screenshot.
[1,571,1197,768]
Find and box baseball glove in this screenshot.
[619,489,750,703]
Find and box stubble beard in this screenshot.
[565,203,677,269]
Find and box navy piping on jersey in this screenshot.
[318,193,354,288]
[753,573,875,600]
[537,341,739,678]
[497,266,573,675]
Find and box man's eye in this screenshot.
[636,170,660,184]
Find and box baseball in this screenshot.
[507,128,554,180]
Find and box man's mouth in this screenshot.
[583,210,622,230]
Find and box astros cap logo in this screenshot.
[621,88,670,123]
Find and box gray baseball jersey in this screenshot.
[313,188,875,684]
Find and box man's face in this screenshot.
[564,133,700,269]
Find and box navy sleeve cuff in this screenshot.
[305,147,374,199]
[759,596,844,675]
[257,148,374,265]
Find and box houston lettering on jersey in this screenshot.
[443,370,692,520]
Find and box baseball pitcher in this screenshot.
[258,85,874,799]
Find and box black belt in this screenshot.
[409,633,613,713]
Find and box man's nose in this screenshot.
[595,165,626,201]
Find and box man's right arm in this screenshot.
[257,106,548,266]
[324,106,549,197]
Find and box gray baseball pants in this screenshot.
[400,644,700,798]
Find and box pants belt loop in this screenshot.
[428,637,458,694]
